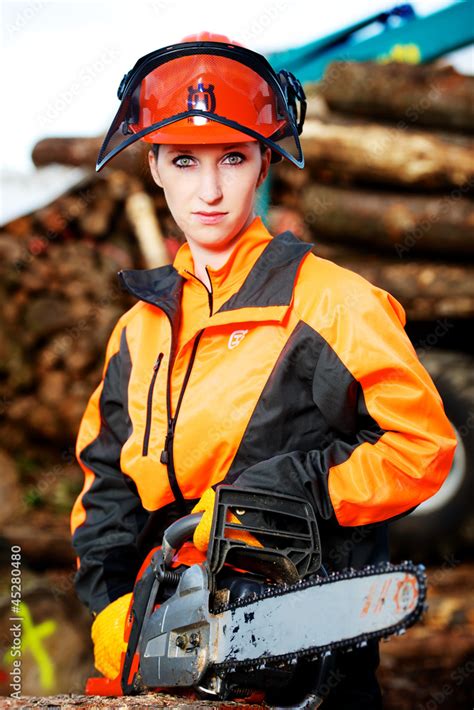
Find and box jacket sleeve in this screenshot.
[222,281,457,528]
[70,317,149,616]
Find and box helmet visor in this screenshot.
[97,41,305,171]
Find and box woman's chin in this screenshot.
[183,222,240,247]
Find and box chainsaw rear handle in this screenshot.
[162,512,203,568]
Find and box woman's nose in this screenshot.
[198,166,223,203]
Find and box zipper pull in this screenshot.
[205,265,213,316]
[160,418,175,464]
[153,352,164,372]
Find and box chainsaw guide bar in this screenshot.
[211,560,427,673]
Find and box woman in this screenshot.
[70,32,457,708]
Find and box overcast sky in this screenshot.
[1,0,472,176]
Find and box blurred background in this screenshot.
[0,0,473,706]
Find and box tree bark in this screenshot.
[301,183,474,256]
[1,693,262,708]
[300,120,474,190]
[32,137,153,186]
[33,128,474,193]
[316,61,474,133]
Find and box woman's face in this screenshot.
[148,141,271,250]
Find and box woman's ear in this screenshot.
[256,147,272,189]
[148,149,163,188]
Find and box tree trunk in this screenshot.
[1,692,262,708]
[316,61,474,133]
[302,183,474,256]
[300,120,474,190]
[32,137,152,184]
[34,128,474,193]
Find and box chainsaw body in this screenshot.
[86,486,426,706]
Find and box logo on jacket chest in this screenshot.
[228,329,249,350]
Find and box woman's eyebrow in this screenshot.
[168,144,245,154]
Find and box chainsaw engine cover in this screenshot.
[139,563,216,687]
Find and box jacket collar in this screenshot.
[173,215,273,293]
[117,229,313,325]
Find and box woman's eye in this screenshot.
[173,155,195,168]
[224,152,245,165]
[172,152,245,169]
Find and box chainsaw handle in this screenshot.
[162,512,203,568]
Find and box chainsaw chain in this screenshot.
[212,560,427,674]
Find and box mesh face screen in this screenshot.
[137,55,284,134]
[97,45,304,170]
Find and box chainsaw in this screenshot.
[85,485,427,707]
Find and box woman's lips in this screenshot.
[193,212,228,225]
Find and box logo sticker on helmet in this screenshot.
[187,82,216,113]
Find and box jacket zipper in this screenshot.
[142,352,164,456]
[160,270,211,479]
[160,330,204,463]
[184,267,214,317]
[160,329,205,511]
[146,272,212,510]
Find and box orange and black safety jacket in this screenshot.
[70,215,457,616]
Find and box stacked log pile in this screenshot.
[271,61,474,319]
[0,166,188,696]
[0,169,183,570]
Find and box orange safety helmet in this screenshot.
[96,31,306,171]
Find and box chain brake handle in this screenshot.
[207,484,322,585]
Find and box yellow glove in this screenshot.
[91,592,132,679]
[192,488,263,553]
